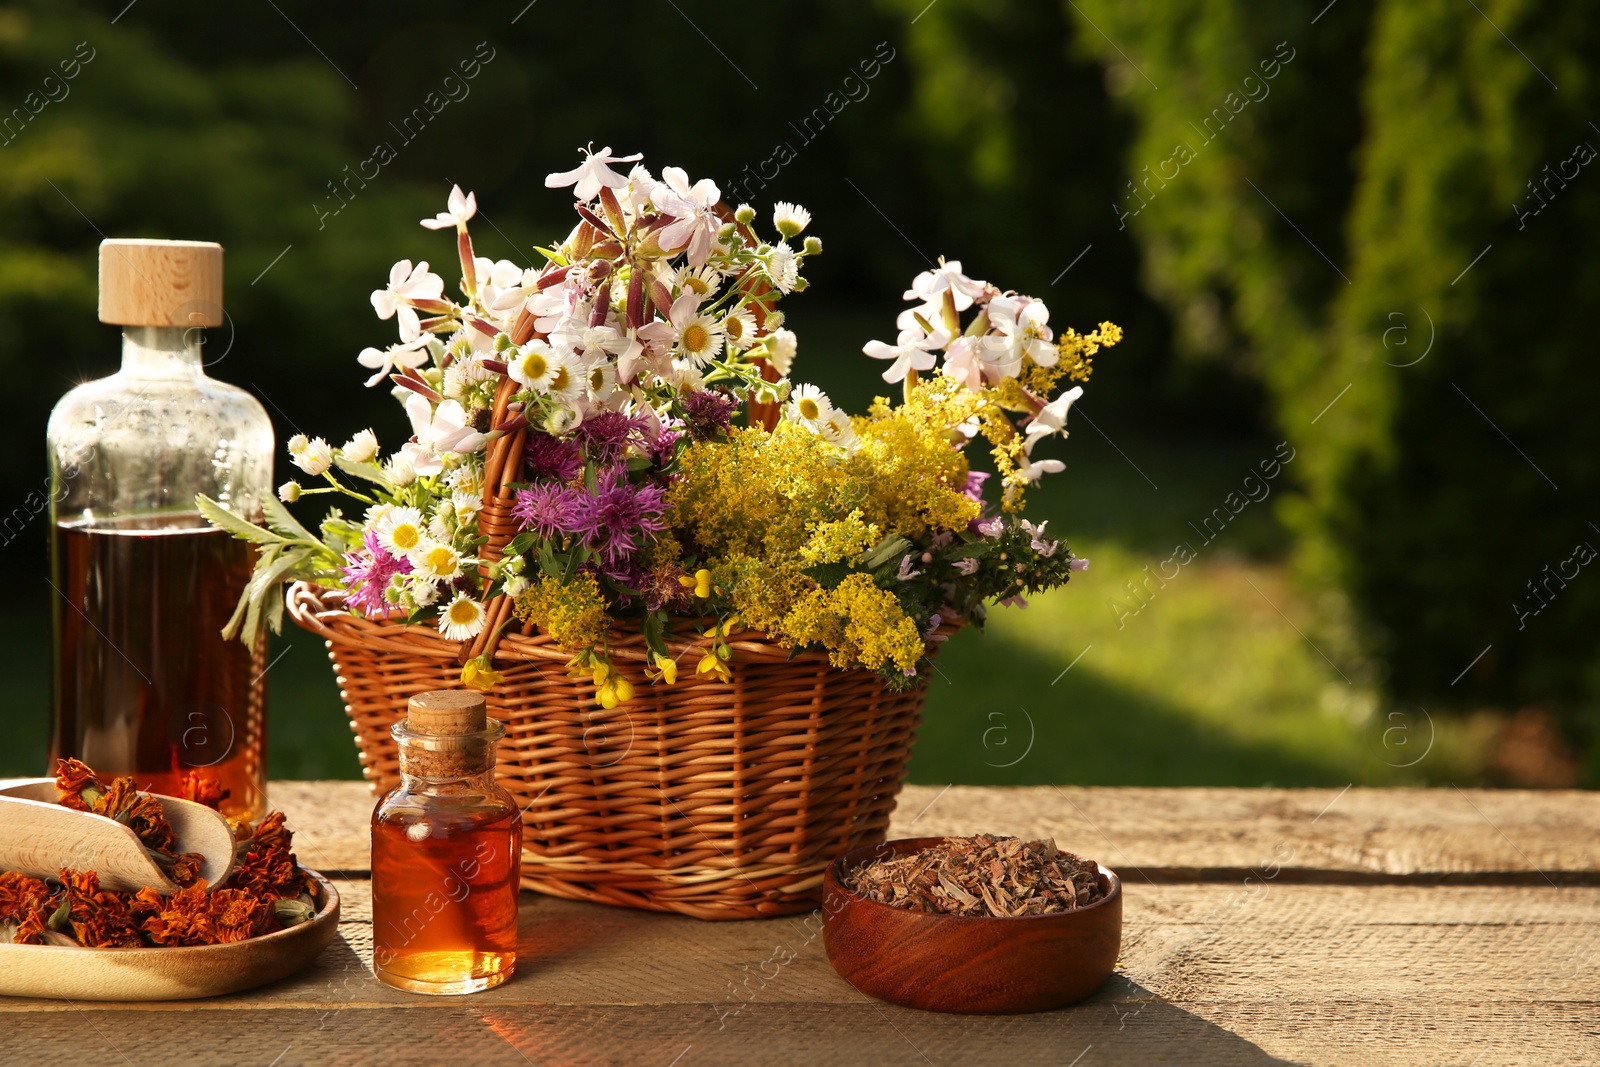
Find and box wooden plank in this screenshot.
[268,781,1600,879]
[268,782,375,875]
[4,882,1596,1064]
[3,994,1596,1064]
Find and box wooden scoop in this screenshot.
[0,778,237,893]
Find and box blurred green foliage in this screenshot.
[2,0,1594,781]
[1067,0,1600,777]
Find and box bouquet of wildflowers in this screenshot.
[201,144,1119,705]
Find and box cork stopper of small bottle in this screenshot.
[98,238,225,327]
[398,690,499,778]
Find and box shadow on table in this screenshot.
[1037,974,1300,1065]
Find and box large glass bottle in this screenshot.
[372,690,521,995]
[47,239,273,822]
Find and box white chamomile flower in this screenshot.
[503,574,532,599]
[438,592,487,641]
[722,307,758,352]
[544,406,578,435]
[820,409,857,449]
[772,201,811,239]
[674,264,721,302]
[584,358,619,403]
[673,303,726,366]
[667,358,706,392]
[766,242,799,294]
[384,451,417,488]
[378,506,426,556]
[509,340,559,391]
[364,502,394,528]
[426,509,452,543]
[340,429,379,464]
[291,437,334,477]
[412,539,465,582]
[767,327,797,376]
[443,356,495,400]
[787,383,834,429]
[410,578,442,609]
[277,481,301,503]
[287,434,309,457]
[544,349,583,405]
[451,489,482,527]
[443,465,480,495]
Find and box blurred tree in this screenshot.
[1069,0,1600,776]
[3,0,1248,520]
[1324,0,1600,775]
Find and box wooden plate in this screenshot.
[0,868,340,1001]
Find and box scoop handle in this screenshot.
[0,778,236,893]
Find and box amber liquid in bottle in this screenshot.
[372,692,520,995]
[49,514,267,821]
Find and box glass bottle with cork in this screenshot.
[372,689,521,995]
[47,239,273,822]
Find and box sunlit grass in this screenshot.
[913,536,1496,786]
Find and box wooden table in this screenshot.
[4,783,1597,1066]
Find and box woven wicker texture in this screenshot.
[287,582,933,919]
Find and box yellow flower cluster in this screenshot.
[799,509,881,566]
[1019,320,1121,397]
[667,401,982,670]
[669,414,978,558]
[511,571,611,652]
[778,573,924,673]
[708,554,807,634]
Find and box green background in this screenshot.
[1,0,1590,787]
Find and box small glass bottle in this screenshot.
[47,239,273,822]
[372,690,521,995]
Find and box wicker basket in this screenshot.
[285,345,945,917]
[288,582,939,919]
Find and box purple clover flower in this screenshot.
[680,389,736,440]
[575,411,652,466]
[512,482,587,541]
[340,530,412,619]
[573,464,667,566]
[524,432,582,484]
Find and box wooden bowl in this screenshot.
[0,869,340,1001]
[822,837,1121,1014]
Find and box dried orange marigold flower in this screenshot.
[179,770,228,810]
[53,757,101,811]
[60,868,143,948]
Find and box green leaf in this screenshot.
[946,541,992,560]
[262,494,322,544]
[224,544,324,644]
[859,535,911,570]
[642,609,669,659]
[801,561,855,589]
[505,532,539,557]
[333,454,390,486]
[195,494,281,546]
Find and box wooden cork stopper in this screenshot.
[406,690,488,736]
[399,691,497,778]
[98,238,224,327]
